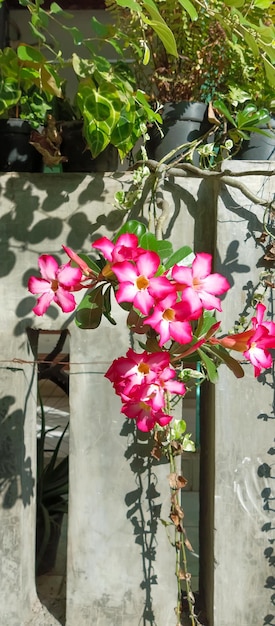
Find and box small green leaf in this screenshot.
[90,16,112,38]
[63,25,84,45]
[165,246,194,270]
[103,285,117,325]
[139,232,173,260]
[17,44,45,64]
[50,2,63,13]
[213,99,236,127]
[196,311,217,338]
[178,0,198,20]
[75,286,104,329]
[198,348,219,383]
[115,0,141,9]
[208,345,245,378]
[78,254,101,274]
[115,220,147,240]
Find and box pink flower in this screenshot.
[105,349,171,400]
[92,233,143,263]
[172,253,230,314]
[210,303,275,377]
[243,325,274,377]
[28,254,82,316]
[122,400,173,432]
[112,251,172,315]
[145,292,196,347]
[130,369,186,411]
[106,348,185,431]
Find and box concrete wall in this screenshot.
[0,167,274,625]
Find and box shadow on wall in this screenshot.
[121,418,163,626]
[0,394,34,508]
[257,363,275,626]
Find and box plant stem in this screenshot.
[167,441,197,626]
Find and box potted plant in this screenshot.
[1,0,164,170]
[36,392,68,576]
[106,0,275,165]
[0,43,63,171]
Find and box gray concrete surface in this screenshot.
[0,167,274,625]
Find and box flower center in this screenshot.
[51,279,59,292]
[136,275,150,291]
[138,362,150,375]
[163,308,175,322]
[192,277,202,290]
[136,276,150,291]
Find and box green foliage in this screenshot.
[106,0,274,109]
[36,391,68,572]
[0,45,62,125]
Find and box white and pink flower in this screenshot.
[28,254,82,316]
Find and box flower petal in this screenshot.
[192,253,212,278]
[54,287,77,313]
[92,237,114,261]
[201,273,230,295]
[28,277,51,295]
[57,263,82,288]
[38,255,58,281]
[33,291,54,316]
[136,251,160,278]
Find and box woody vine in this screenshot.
[28,165,275,626]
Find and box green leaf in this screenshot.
[78,254,101,274]
[115,220,147,240]
[28,22,46,43]
[198,348,219,383]
[263,57,275,87]
[17,44,45,64]
[212,99,236,127]
[223,0,244,5]
[143,18,178,56]
[139,233,173,260]
[196,311,217,338]
[103,285,117,325]
[243,29,259,58]
[50,2,65,13]
[115,0,141,9]
[63,25,84,45]
[75,286,104,329]
[208,345,244,378]
[165,246,194,270]
[90,16,112,38]
[177,0,198,20]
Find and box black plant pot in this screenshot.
[233,117,275,161]
[146,102,211,165]
[36,510,64,576]
[60,120,119,172]
[0,119,43,172]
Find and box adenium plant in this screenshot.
[28,220,275,625]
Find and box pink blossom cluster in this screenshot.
[28,232,275,431]
[105,348,186,432]
[93,233,230,347]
